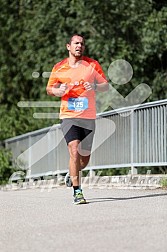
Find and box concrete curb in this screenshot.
[1,174,167,191]
[81,174,167,189]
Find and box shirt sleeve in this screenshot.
[46,64,61,89]
[94,61,108,84]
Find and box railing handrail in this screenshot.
[4,98,167,143]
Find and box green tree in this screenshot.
[0,0,167,141]
[0,147,17,185]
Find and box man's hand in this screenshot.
[83,82,94,91]
[52,84,67,97]
[83,82,109,92]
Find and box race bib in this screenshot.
[68,97,88,111]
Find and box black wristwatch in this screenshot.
[93,83,97,91]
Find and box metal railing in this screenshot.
[4,99,167,178]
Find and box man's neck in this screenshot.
[68,55,83,67]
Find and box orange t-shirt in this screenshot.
[47,56,107,119]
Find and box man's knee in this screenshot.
[80,155,90,169]
[68,140,80,159]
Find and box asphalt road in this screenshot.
[1,187,167,252]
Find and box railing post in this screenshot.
[130,110,138,175]
[27,135,32,181]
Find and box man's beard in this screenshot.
[72,51,83,58]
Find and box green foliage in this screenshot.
[0,104,60,140]
[95,168,130,176]
[0,147,17,185]
[83,166,167,177]
[0,0,167,141]
[82,168,130,177]
[160,177,167,188]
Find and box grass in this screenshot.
[160,178,167,188]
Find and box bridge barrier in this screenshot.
[4,99,167,179]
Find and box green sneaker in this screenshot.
[73,189,87,205]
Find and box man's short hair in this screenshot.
[68,34,85,45]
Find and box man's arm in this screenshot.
[82,81,108,93]
[46,65,60,96]
[94,60,109,92]
[46,84,67,97]
[95,82,109,92]
[46,63,68,97]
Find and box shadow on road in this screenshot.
[87,192,167,204]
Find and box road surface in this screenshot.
[0,187,167,252]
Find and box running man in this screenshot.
[46,34,108,204]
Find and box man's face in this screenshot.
[67,36,85,58]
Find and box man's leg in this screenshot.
[79,155,90,170]
[68,140,90,205]
[61,119,94,204]
[68,139,81,186]
[68,141,91,185]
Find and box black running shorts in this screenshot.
[61,118,95,151]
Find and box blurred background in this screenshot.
[0,0,167,183]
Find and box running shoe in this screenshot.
[73,189,87,205]
[64,172,73,187]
